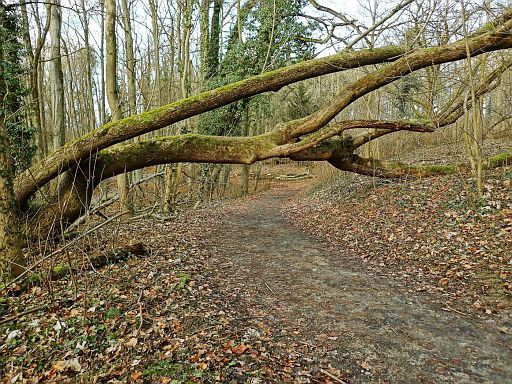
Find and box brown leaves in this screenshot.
[231,343,250,355]
[125,337,138,348]
[282,166,512,316]
[51,358,82,373]
[130,371,143,381]
[223,339,251,356]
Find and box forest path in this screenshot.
[202,184,512,384]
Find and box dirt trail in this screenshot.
[203,185,512,383]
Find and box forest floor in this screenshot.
[1,164,512,383]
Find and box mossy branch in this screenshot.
[14,8,512,207]
[14,45,407,207]
[329,151,511,179]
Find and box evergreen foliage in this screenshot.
[200,0,318,137]
[0,5,36,173]
[393,75,421,118]
[284,82,320,121]
[197,0,319,197]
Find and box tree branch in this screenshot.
[351,121,435,147]
[329,151,511,179]
[266,11,512,156]
[330,154,462,178]
[345,0,415,50]
[14,45,407,207]
[436,56,512,126]
[15,7,512,212]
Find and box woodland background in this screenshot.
[0,0,511,382]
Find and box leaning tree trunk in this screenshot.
[14,8,512,222]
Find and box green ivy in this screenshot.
[0,5,36,173]
[196,0,318,196]
[200,0,318,137]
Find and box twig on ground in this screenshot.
[137,289,144,331]
[0,305,47,325]
[264,281,276,295]
[442,305,467,316]
[320,368,348,384]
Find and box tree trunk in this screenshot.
[29,3,51,159]
[99,0,106,124]
[0,3,24,280]
[240,106,250,196]
[106,0,131,214]
[0,107,25,281]
[20,0,48,160]
[80,0,96,132]
[198,0,222,199]
[462,4,484,197]
[148,0,162,107]
[179,0,194,204]
[120,0,141,184]
[120,0,136,117]
[240,165,249,196]
[207,0,222,79]
[48,0,65,151]
[199,0,210,81]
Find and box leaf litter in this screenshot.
[1,164,511,383]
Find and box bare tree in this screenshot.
[48,0,65,150]
[106,0,131,213]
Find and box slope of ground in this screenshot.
[282,167,512,317]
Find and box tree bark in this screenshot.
[106,0,131,214]
[0,3,25,279]
[48,0,65,151]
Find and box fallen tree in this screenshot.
[3,7,512,278]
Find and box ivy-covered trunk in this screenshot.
[0,2,24,280]
[0,112,25,280]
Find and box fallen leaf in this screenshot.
[231,344,248,355]
[125,337,138,348]
[130,371,142,380]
